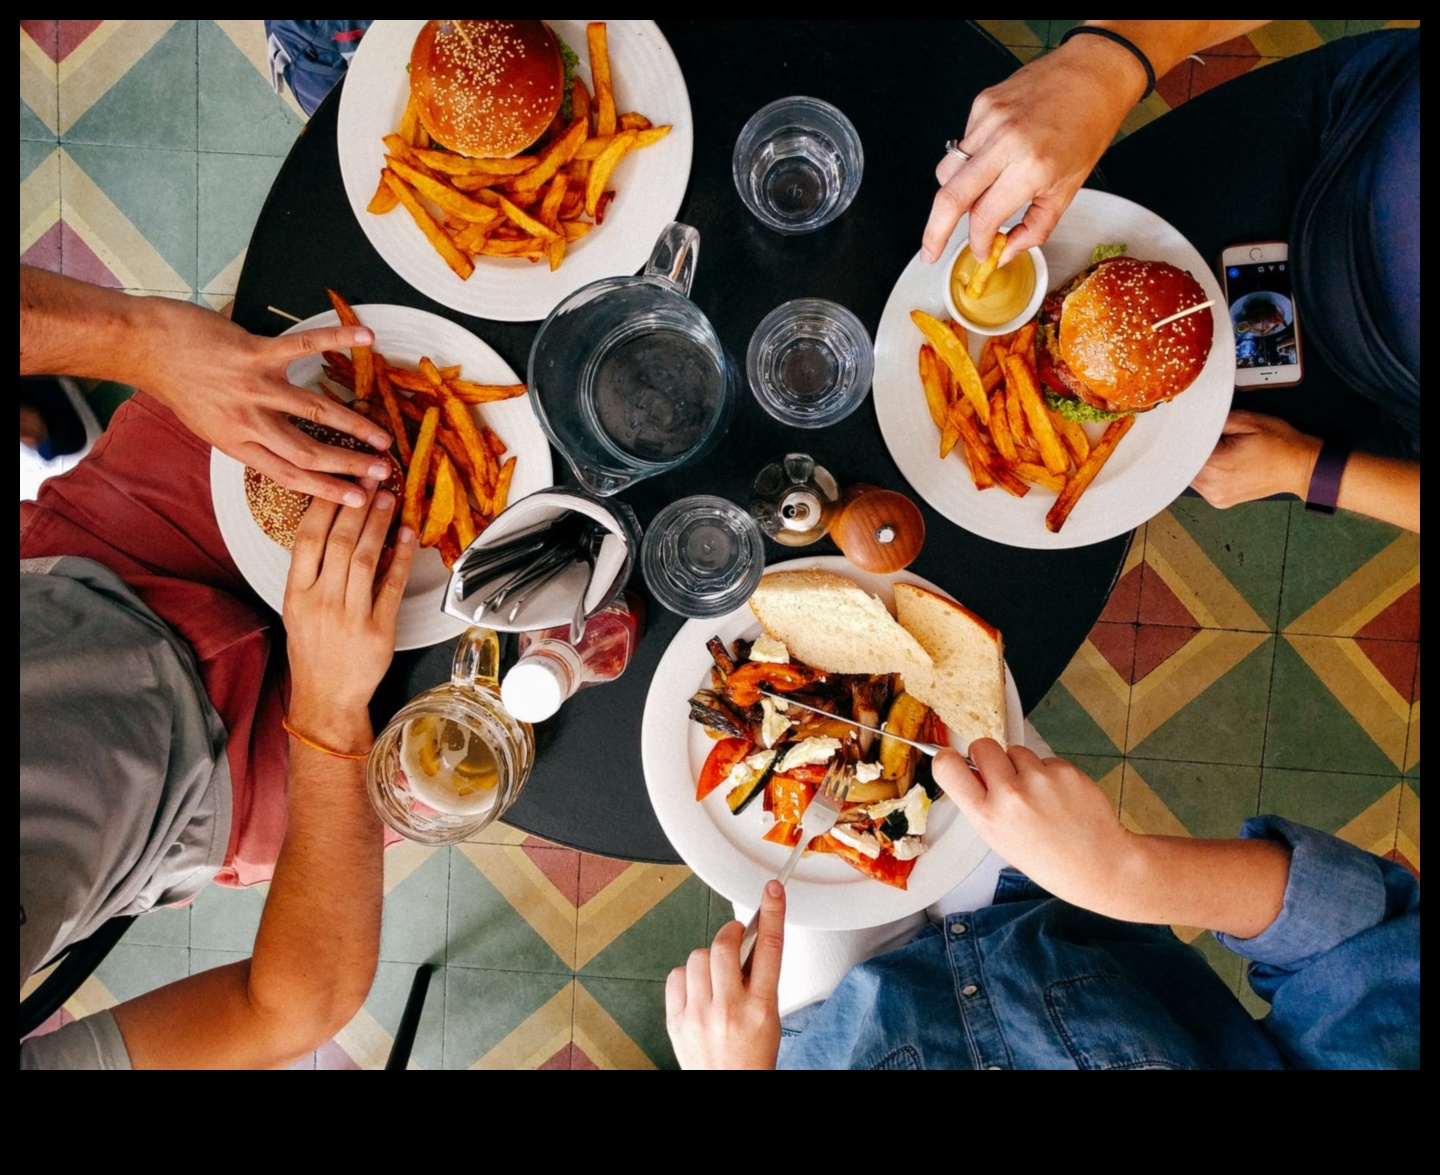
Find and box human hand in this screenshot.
[283,484,416,740]
[934,741,1137,914]
[666,879,785,1070]
[920,40,1141,267]
[1190,409,1321,508]
[135,299,395,507]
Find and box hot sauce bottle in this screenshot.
[499,591,644,722]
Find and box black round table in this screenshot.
[233,20,1129,863]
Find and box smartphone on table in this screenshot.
[1219,241,1303,388]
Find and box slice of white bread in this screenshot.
[893,583,1008,749]
[748,569,932,678]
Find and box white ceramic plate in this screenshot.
[641,556,1024,931]
[873,189,1234,550]
[337,20,694,322]
[210,304,554,650]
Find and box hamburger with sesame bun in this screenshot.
[408,19,576,160]
[245,419,402,549]
[1035,256,1214,424]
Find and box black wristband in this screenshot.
[1305,439,1349,515]
[1059,25,1158,101]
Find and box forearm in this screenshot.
[1335,452,1420,532]
[1080,21,1271,87]
[1098,833,1293,939]
[113,700,383,1069]
[20,266,162,385]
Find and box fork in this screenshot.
[738,761,851,969]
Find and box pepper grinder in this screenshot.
[751,454,925,573]
[829,483,925,573]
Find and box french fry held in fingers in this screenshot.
[964,232,1007,300]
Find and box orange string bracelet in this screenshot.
[282,714,372,760]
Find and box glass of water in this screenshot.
[732,96,864,234]
[747,298,874,427]
[640,496,766,619]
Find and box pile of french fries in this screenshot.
[911,309,1135,534]
[367,22,671,277]
[322,290,524,567]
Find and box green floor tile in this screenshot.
[1279,506,1411,630]
[197,151,283,291]
[21,99,56,143]
[447,849,570,974]
[366,961,446,1071]
[93,943,189,1003]
[1130,637,1274,765]
[62,142,198,291]
[1264,638,1403,776]
[578,975,677,1070]
[188,881,264,952]
[21,138,55,181]
[578,873,711,981]
[378,848,451,966]
[124,904,190,948]
[1131,758,1261,838]
[1031,679,1125,758]
[197,20,305,156]
[1187,931,1246,997]
[707,887,736,944]
[1161,497,1290,629]
[442,968,570,1070]
[63,21,198,149]
[1258,766,1399,839]
[189,947,247,975]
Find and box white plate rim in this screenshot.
[640,555,1024,931]
[209,303,554,651]
[337,19,695,322]
[873,189,1235,550]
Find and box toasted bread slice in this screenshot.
[893,583,1008,749]
[748,569,932,678]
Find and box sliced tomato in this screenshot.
[768,770,818,826]
[696,736,752,802]
[762,821,801,848]
[722,662,820,708]
[811,833,918,890]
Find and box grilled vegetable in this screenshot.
[688,689,751,740]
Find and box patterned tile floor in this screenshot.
[21,20,1419,1067]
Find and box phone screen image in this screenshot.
[1225,260,1299,369]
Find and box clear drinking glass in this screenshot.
[732,96,864,234]
[640,495,766,619]
[527,222,738,497]
[746,298,874,427]
[366,628,535,845]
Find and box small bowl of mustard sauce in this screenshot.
[942,238,1047,337]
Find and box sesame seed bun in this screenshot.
[1042,257,1213,416]
[409,20,564,159]
[244,419,401,549]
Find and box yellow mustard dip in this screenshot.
[950,247,1036,327]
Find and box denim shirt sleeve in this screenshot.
[1217,816,1419,1069]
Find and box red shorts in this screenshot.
[20,394,289,886]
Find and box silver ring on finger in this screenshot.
[945,139,972,161]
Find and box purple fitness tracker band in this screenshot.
[1305,439,1349,515]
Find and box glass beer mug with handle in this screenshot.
[367,627,535,845]
[527,222,738,496]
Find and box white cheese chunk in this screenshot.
[853,760,883,784]
[749,634,791,663]
[891,836,927,861]
[778,736,842,773]
[867,785,931,836]
[759,698,793,749]
[830,824,883,859]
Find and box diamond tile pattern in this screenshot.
[22,20,1419,1067]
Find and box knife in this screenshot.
[758,686,978,769]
